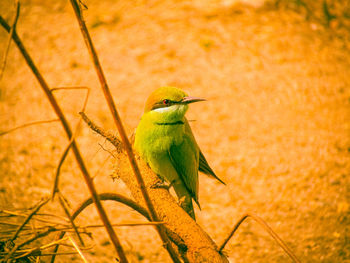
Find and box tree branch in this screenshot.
[80,113,228,262]
[68,1,180,262]
[0,14,127,263]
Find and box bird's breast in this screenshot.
[146,123,184,152]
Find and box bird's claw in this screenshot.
[177,196,187,206]
[151,181,171,190]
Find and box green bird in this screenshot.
[134,86,225,220]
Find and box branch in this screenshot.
[0,14,127,262]
[68,2,180,262]
[0,119,59,136]
[11,198,50,242]
[219,213,301,263]
[50,193,151,263]
[115,152,228,262]
[80,112,229,262]
[51,86,90,199]
[0,0,19,80]
[57,192,85,246]
[79,112,123,152]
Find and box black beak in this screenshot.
[181,96,206,104]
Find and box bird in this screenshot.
[134,86,225,220]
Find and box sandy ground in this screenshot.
[0,0,350,262]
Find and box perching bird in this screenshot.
[134,86,225,220]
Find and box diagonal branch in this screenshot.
[79,111,123,152]
[68,2,180,262]
[0,0,19,80]
[0,14,127,263]
[79,112,229,263]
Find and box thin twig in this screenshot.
[219,213,301,263]
[0,119,59,136]
[68,1,180,262]
[0,15,126,263]
[12,237,69,260]
[51,140,74,198]
[50,193,150,263]
[51,86,90,199]
[0,0,19,80]
[1,210,69,226]
[80,221,164,228]
[68,234,88,263]
[92,154,112,180]
[52,87,91,245]
[11,198,50,242]
[79,112,123,152]
[4,226,57,262]
[57,192,85,246]
[0,220,163,238]
[98,143,116,158]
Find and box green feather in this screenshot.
[134,87,224,220]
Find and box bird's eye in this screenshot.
[163,99,169,105]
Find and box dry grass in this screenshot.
[0,0,349,262]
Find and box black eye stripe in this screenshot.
[151,99,181,110]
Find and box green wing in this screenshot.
[199,150,226,185]
[168,121,200,207]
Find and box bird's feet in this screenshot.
[151,179,175,190]
[177,196,187,206]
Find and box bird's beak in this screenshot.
[181,96,206,104]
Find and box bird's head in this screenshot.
[143,86,205,123]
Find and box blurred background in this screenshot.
[0,0,349,262]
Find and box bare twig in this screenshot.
[0,0,19,80]
[51,86,90,199]
[1,210,69,226]
[57,192,85,246]
[219,213,301,263]
[11,237,69,260]
[72,193,150,220]
[11,198,50,242]
[0,119,59,136]
[79,221,164,228]
[68,234,88,263]
[68,1,180,262]
[0,15,126,262]
[51,139,74,198]
[79,112,123,152]
[4,225,57,262]
[98,143,116,158]
[50,193,150,263]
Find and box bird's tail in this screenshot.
[173,184,196,220]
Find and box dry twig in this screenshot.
[50,193,151,263]
[79,112,123,152]
[219,213,301,263]
[11,198,50,242]
[57,192,85,247]
[68,234,88,263]
[0,119,59,136]
[51,86,90,199]
[68,1,180,262]
[0,0,19,80]
[0,14,125,262]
